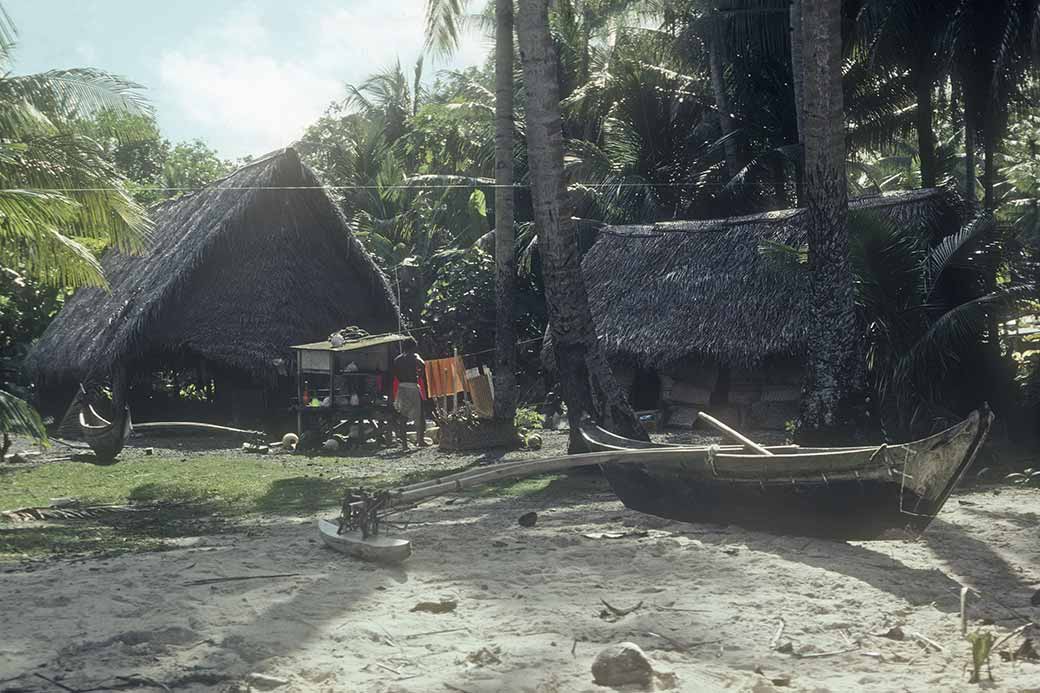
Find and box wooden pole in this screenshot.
[697,411,774,456]
[329,350,336,409]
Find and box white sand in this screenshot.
[2,478,1039,692]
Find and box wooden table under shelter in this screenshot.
[290,333,409,446]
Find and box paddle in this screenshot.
[696,411,774,456]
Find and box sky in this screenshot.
[5,0,488,159]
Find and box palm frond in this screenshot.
[0,4,18,69]
[424,0,472,58]
[0,388,48,442]
[0,190,108,288]
[0,69,151,120]
[925,210,995,284]
[894,284,1035,401]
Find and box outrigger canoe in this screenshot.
[78,403,132,461]
[585,407,993,540]
[319,407,992,561]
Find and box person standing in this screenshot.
[392,338,427,448]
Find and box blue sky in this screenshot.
[6,0,488,159]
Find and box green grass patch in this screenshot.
[0,456,345,514]
[0,453,447,562]
[0,449,576,562]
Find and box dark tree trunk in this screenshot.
[914,72,938,187]
[789,0,806,205]
[964,108,977,201]
[798,0,865,441]
[111,364,128,413]
[789,0,805,140]
[578,6,592,87]
[493,0,517,420]
[983,121,997,210]
[771,156,788,208]
[515,0,647,451]
[709,34,741,180]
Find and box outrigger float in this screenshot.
[319,407,993,562]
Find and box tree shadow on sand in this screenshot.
[922,516,1039,624]
[254,477,341,515]
[0,482,232,560]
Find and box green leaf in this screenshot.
[468,188,487,218]
[0,388,48,443]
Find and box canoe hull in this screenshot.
[79,404,132,461]
[593,409,992,540]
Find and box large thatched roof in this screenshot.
[30,148,399,383]
[583,187,969,369]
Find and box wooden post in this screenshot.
[328,349,336,409]
[697,411,774,456]
[296,352,302,436]
[453,346,463,411]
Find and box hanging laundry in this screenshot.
[424,357,465,398]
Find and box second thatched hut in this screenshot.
[582,187,969,429]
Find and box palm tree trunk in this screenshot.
[493,0,517,420]
[798,0,864,440]
[709,35,741,180]
[578,6,592,86]
[983,119,997,210]
[515,0,646,450]
[789,0,806,205]
[964,108,977,201]
[914,72,938,187]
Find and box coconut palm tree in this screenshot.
[798,0,864,439]
[763,209,1030,436]
[952,0,1040,210]
[0,7,152,447]
[424,0,520,419]
[852,1,957,188]
[516,0,646,449]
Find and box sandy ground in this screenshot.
[2,458,1040,693]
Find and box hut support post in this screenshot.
[111,364,128,413]
[296,355,303,436]
[329,351,335,409]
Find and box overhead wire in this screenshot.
[0,181,726,193]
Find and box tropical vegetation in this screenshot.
[293,0,1036,440]
[0,10,235,452]
[2,0,1039,449]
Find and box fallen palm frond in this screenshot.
[1,500,188,522]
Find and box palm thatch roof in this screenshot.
[29,148,399,384]
[583,187,969,370]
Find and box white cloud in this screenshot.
[157,0,487,159]
[159,51,340,157]
[74,41,98,65]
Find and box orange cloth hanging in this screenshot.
[424,357,464,398]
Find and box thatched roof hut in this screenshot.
[584,187,969,370]
[29,148,399,395]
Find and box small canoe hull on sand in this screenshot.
[585,409,993,540]
[317,519,412,563]
[78,404,132,461]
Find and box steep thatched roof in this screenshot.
[583,187,969,369]
[30,148,399,383]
